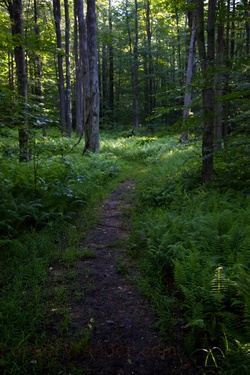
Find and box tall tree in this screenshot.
[195,0,217,183]
[6,0,30,161]
[144,0,154,120]
[77,0,90,145]
[183,0,196,120]
[108,0,114,115]
[74,0,84,136]
[214,0,224,149]
[53,0,66,134]
[125,0,134,124]
[133,0,139,130]
[84,0,100,153]
[33,0,45,136]
[64,0,72,137]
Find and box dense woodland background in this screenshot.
[0,0,249,179]
[0,0,249,374]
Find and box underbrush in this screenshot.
[129,139,250,374]
[0,130,122,238]
[0,129,123,374]
[1,128,249,374]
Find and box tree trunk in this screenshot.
[144,0,154,120]
[74,0,83,136]
[77,0,91,142]
[109,0,114,116]
[195,0,217,183]
[214,0,224,149]
[183,8,196,120]
[64,0,72,137]
[133,0,139,131]
[84,0,100,153]
[53,0,66,135]
[7,0,30,162]
[125,0,134,126]
[33,0,45,136]
[230,0,235,59]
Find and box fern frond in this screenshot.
[211,266,228,294]
[185,318,205,329]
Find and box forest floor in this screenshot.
[48,180,200,375]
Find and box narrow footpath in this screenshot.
[52,181,198,374]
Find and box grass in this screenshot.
[0,127,249,374]
[80,247,97,259]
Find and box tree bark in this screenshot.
[84,0,100,153]
[64,0,72,137]
[195,0,217,183]
[108,0,114,116]
[33,0,45,136]
[183,7,196,120]
[74,0,84,136]
[133,0,139,131]
[144,0,154,120]
[53,0,66,135]
[214,0,224,149]
[7,0,30,161]
[125,0,134,125]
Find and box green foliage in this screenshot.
[0,130,123,374]
[0,228,57,374]
[129,134,250,374]
[80,247,97,259]
[1,130,249,374]
[0,129,122,237]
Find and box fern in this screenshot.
[211,267,228,294]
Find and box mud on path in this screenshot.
[50,181,196,374]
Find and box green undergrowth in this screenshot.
[0,128,182,374]
[0,129,125,374]
[128,135,250,374]
[0,128,249,374]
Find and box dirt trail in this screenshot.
[58,181,196,374]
